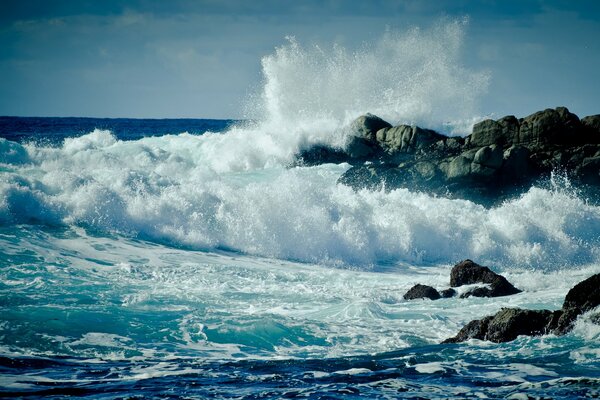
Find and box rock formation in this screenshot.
[296,107,600,205]
[444,273,600,343]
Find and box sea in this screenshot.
[1,22,599,399]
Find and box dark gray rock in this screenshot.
[518,107,583,146]
[295,145,350,166]
[350,113,392,142]
[553,273,600,334]
[580,114,600,143]
[450,260,522,298]
[376,125,445,157]
[469,115,519,148]
[444,308,556,343]
[403,284,441,300]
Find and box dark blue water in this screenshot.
[0,116,236,144]
[1,118,599,399]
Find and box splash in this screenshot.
[249,18,489,143]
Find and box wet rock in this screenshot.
[553,273,600,334]
[444,308,556,343]
[404,284,441,300]
[581,114,600,142]
[295,144,350,166]
[376,125,445,157]
[518,107,583,146]
[469,115,519,148]
[450,260,522,298]
[350,113,392,142]
[444,273,600,343]
[295,107,600,206]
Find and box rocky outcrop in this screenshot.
[403,284,441,300]
[295,107,600,205]
[553,273,600,334]
[443,308,558,343]
[444,273,600,343]
[450,260,522,298]
[403,260,517,302]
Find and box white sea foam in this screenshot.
[1,134,599,269]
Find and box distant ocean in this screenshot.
[1,22,599,399]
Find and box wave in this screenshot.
[1,131,599,269]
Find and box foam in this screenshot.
[1,134,600,270]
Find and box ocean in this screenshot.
[1,24,600,399]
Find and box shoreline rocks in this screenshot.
[444,273,600,343]
[296,107,600,205]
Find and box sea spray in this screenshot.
[249,18,489,139]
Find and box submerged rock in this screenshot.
[450,259,522,298]
[403,284,441,300]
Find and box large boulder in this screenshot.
[350,113,392,141]
[444,308,557,343]
[403,284,441,300]
[553,273,600,334]
[450,260,522,298]
[469,115,519,148]
[518,107,582,146]
[346,113,392,159]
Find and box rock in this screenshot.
[502,145,531,180]
[575,156,600,185]
[346,136,378,159]
[443,316,493,343]
[563,273,600,311]
[450,259,522,298]
[376,125,445,156]
[350,113,392,142]
[345,114,392,160]
[469,115,519,148]
[554,273,600,334]
[445,154,473,180]
[295,144,350,166]
[471,144,503,176]
[518,107,582,146]
[581,114,600,142]
[403,284,441,300]
[296,107,600,206]
[444,308,556,343]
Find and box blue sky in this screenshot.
[1,0,599,119]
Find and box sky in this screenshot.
[0,0,599,119]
